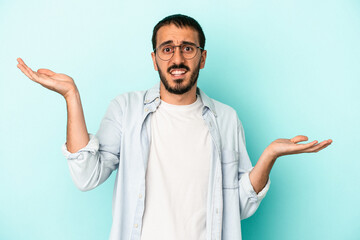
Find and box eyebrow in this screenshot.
[157,40,197,48]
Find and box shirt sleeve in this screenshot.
[237,117,271,220]
[61,97,123,191]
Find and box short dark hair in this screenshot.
[152,14,206,51]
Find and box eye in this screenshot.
[161,45,174,54]
[182,44,194,53]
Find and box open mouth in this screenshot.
[169,68,188,79]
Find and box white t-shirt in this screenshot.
[140,95,212,240]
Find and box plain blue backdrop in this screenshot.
[1,0,359,239]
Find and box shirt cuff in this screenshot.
[61,133,99,160]
[240,169,271,202]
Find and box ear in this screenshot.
[151,52,158,71]
[199,50,207,69]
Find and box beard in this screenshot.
[157,61,201,95]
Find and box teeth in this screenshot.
[171,70,185,75]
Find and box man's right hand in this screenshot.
[17,57,90,153]
[17,57,78,99]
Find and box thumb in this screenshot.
[37,68,55,76]
[291,135,309,144]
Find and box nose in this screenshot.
[171,46,185,64]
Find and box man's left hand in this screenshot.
[266,135,332,159]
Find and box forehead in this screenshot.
[156,24,199,47]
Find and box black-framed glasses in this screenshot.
[153,42,204,61]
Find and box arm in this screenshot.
[65,91,89,153]
[249,135,333,194]
[237,118,332,219]
[17,58,120,191]
[63,98,122,191]
[17,58,89,152]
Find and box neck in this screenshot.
[160,82,197,105]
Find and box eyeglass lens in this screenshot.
[157,44,199,60]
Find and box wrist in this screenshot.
[64,87,80,103]
[263,146,278,163]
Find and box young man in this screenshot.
[17,14,332,240]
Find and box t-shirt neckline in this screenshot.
[160,95,202,111]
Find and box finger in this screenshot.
[310,139,333,152]
[18,59,48,83]
[291,140,318,152]
[17,58,31,70]
[18,64,44,84]
[305,143,328,153]
[291,135,308,144]
[302,140,330,153]
[17,62,34,79]
[314,142,331,152]
[27,69,42,82]
[17,57,25,64]
[17,58,36,80]
[37,68,55,76]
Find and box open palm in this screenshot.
[268,135,332,158]
[17,58,77,98]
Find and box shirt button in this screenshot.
[145,108,149,112]
[216,208,219,214]
[139,194,143,199]
[134,223,138,228]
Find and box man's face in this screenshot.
[151,24,207,95]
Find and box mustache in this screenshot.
[167,64,190,73]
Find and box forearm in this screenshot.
[65,89,90,153]
[249,148,276,194]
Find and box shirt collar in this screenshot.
[144,82,217,117]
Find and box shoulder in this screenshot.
[110,89,148,109]
[198,87,238,119]
[114,89,146,102]
[207,96,244,129]
[212,98,238,116]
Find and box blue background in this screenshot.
[1,0,359,239]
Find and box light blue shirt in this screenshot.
[62,83,270,240]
